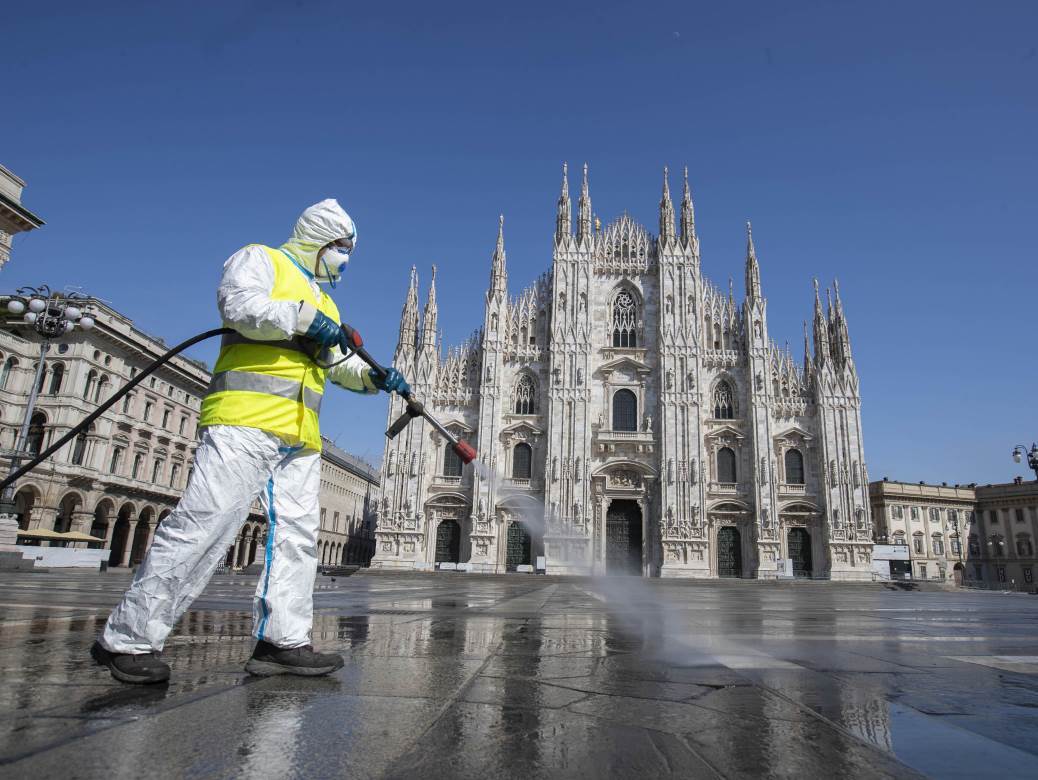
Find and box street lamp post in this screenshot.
[1012,443,1038,481]
[0,286,95,545]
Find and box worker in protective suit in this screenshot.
[91,199,409,684]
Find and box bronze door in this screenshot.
[506,521,531,570]
[606,500,642,575]
[435,520,460,563]
[788,527,812,578]
[717,526,742,577]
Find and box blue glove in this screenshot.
[304,310,344,350]
[370,367,410,396]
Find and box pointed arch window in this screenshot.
[513,374,536,415]
[713,380,734,419]
[442,444,463,478]
[512,443,532,480]
[612,291,637,347]
[784,449,805,485]
[717,447,737,483]
[612,389,637,431]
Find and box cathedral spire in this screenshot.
[555,162,571,244]
[420,265,438,351]
[744,220,762,302]
[803,320,811,377]
[659,166,675,243]
[812,278,830,364]
[489,215,507,297]
[832,278,853,363]
[398,265,420,355]
[577,162,592,244]
[680,166,696,244]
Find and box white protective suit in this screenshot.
[100,199,374,654]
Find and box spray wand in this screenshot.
[339,324,477,464]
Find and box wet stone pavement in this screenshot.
[1,572,1037,778]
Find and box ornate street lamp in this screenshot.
[1012,443,1038,481]
[0,286,96,542]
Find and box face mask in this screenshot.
[318,246,350,287]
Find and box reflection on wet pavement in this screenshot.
[1,572,1037,777]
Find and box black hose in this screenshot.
[0,327,234,494]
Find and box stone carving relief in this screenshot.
[609,470,642,488]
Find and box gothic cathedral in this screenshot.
[373,165,874,579]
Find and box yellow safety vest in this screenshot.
[199,245,339,452]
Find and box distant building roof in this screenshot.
[320,437,379,484]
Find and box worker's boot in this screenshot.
[91,641,171,684]
[245,640,344,677]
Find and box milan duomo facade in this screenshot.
[372,165,874,579]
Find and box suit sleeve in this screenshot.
[328,350,379,394]
[216,246,301,340]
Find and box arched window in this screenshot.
[26,412,46,455]
[442,444,463,478]
[713,380,734,419]
[71,430,88,466]
[0,357,16,391]
[717,447,737,483]
[612,291,637,347]
[513,374,536,415]
[47,363,65,395]
[784,449,805,485]
[512,443,532,480]
[83,370,98,401]
[94,375,109,404]
[612,389,637,431]
[1017,536,1034,556]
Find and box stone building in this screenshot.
[0,164,44,271]
[869,480,975,582]
[0,300,216,567]
[870,477,1038,588]
[317,438,380,567]
[1,298,380,570]
[373,165,873,578]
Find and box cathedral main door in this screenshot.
[717,526,742,578]
[506,521,531,570]
[788,527,812,578]
[435,519,461,563]
[606,500,642,575]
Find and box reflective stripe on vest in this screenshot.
[198,245,340,451]
[207,370,323,414]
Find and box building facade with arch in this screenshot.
[374,165,874,579]
[1,300,379,572]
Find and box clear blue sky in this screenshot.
[3,1,1036,484]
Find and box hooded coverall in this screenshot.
[100,200,374,653]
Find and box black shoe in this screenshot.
[245,640,344,677]
[91,641,171,685]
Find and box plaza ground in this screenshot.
[0,571,1037,778]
